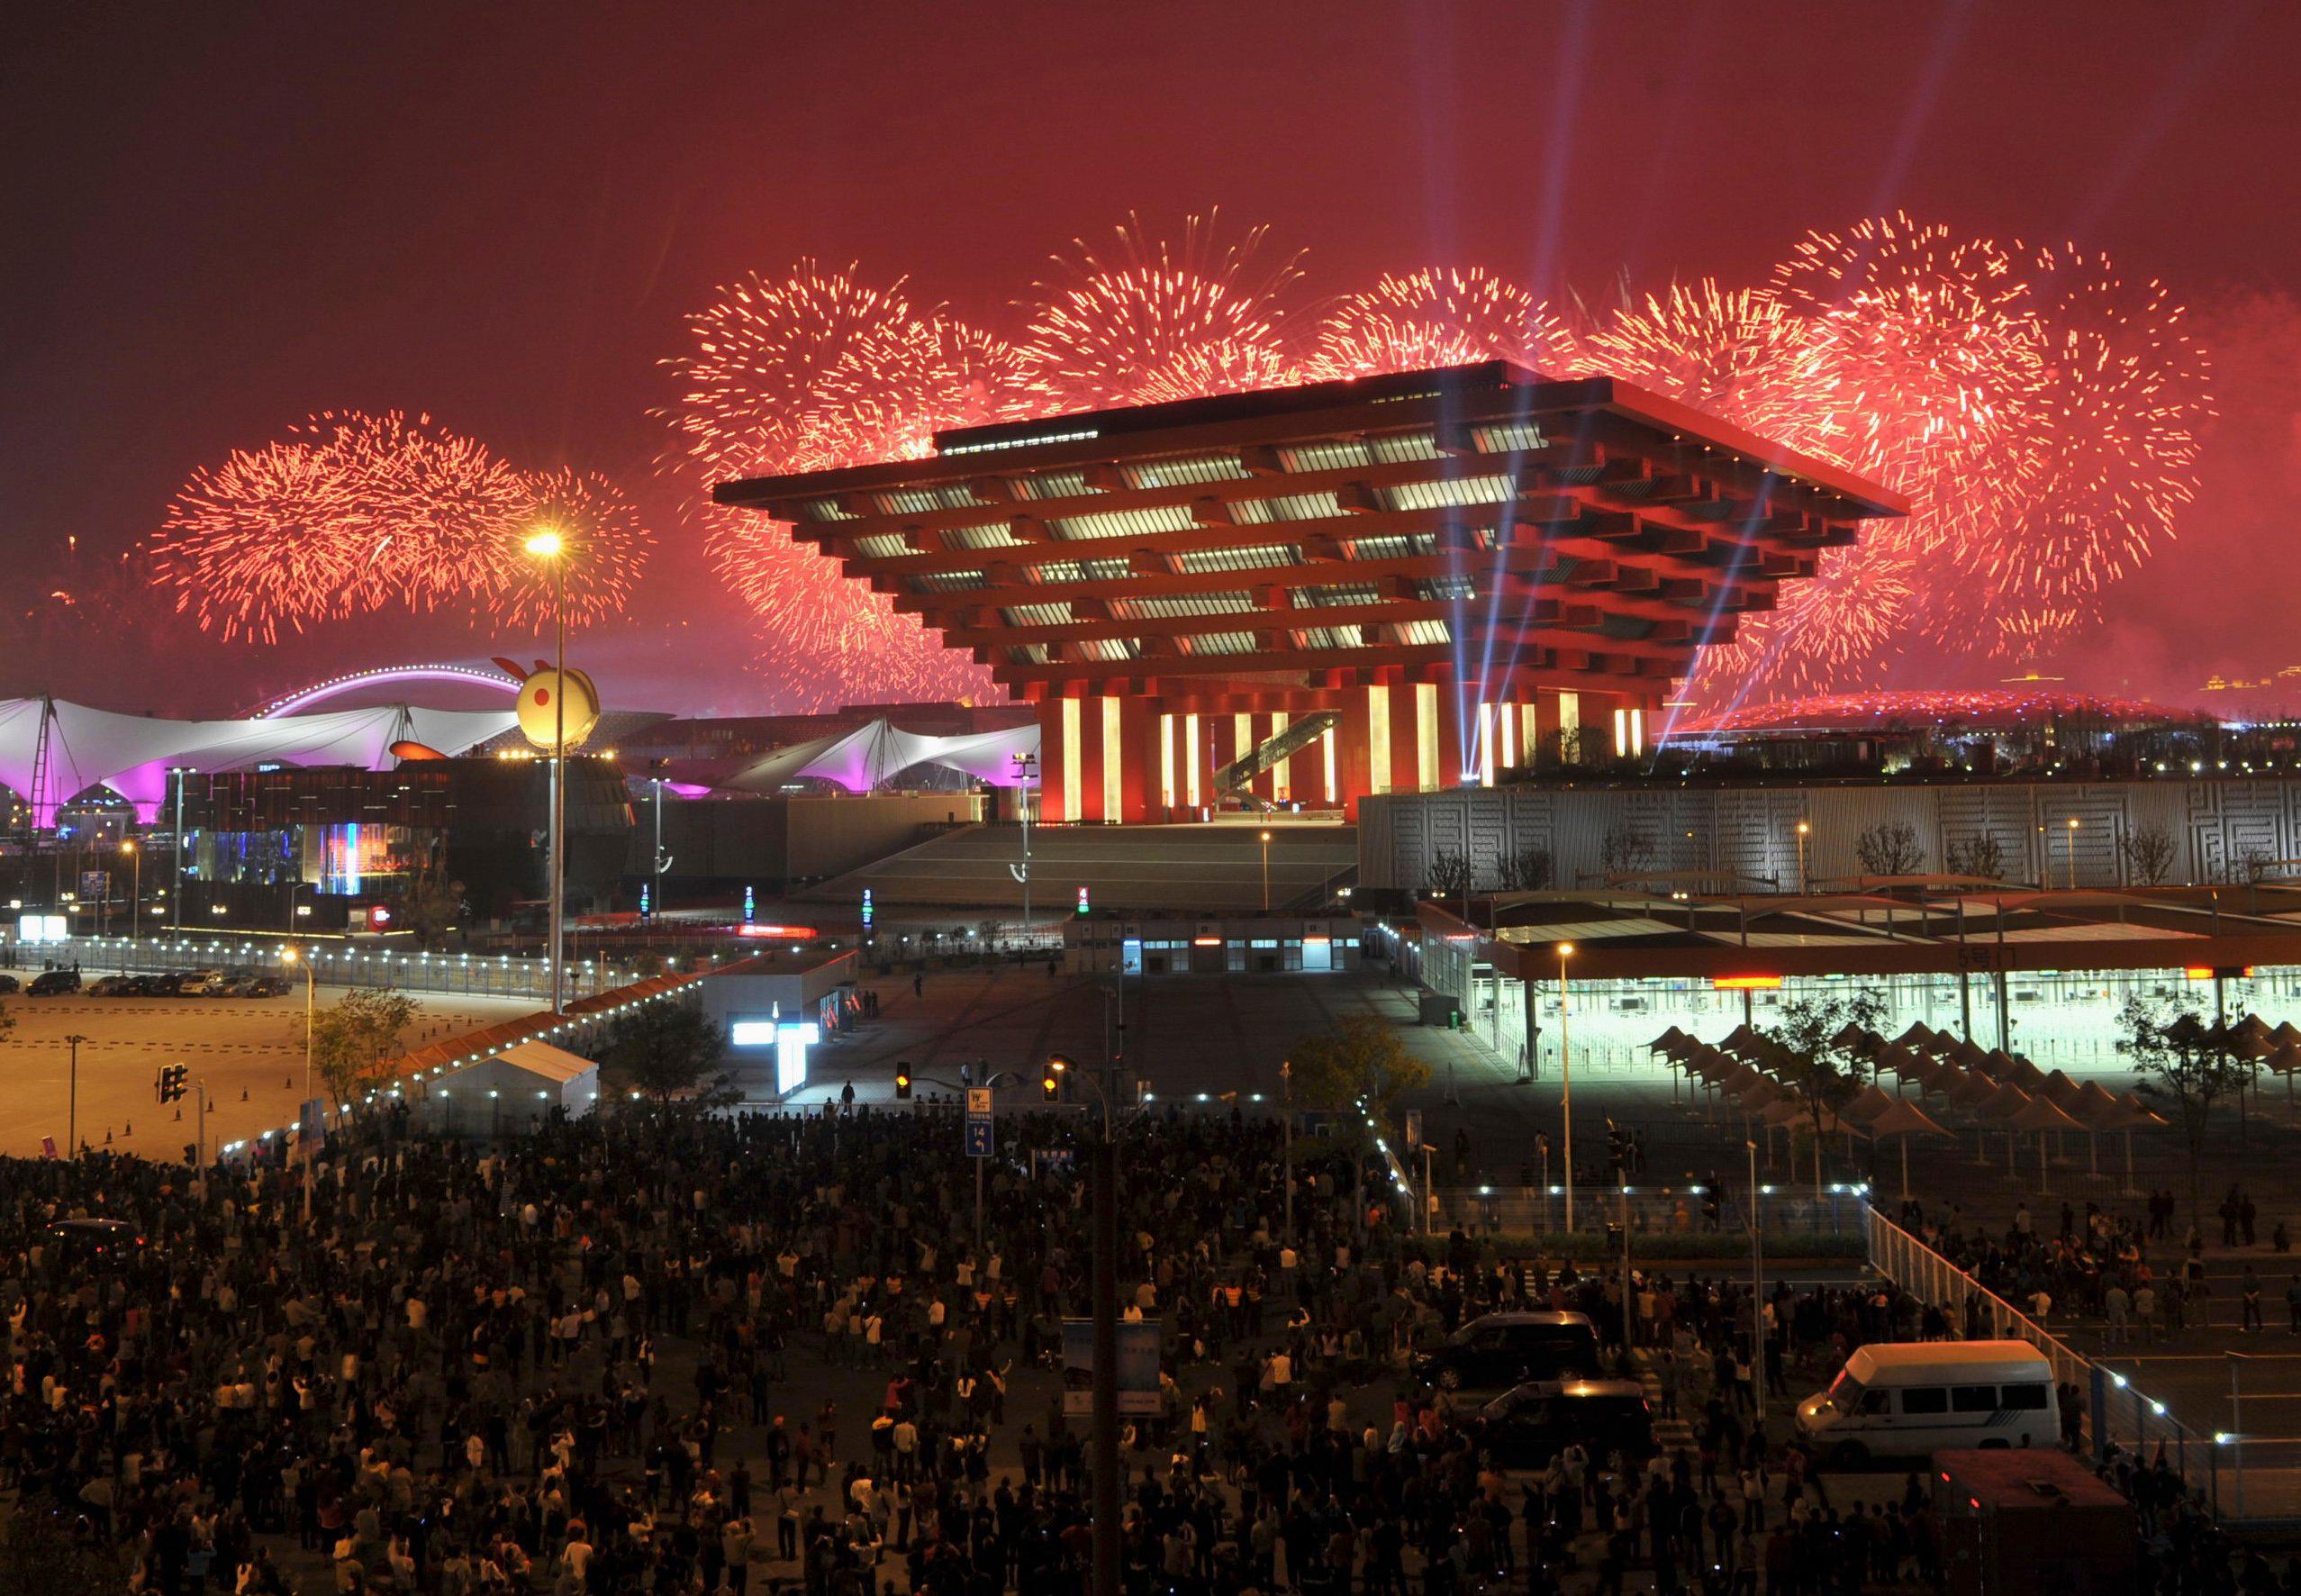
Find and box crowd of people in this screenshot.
[0,1093,2274,1595]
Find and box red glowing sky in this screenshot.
[2,1,2292,714]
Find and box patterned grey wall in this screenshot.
[1361,779,2301,893]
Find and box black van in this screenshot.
[1413,1311,1602,1391]
[1470,1379,1656,1466]
[27,968,80,996]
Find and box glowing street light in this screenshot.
[1259,830,1272,911]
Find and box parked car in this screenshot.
[1468,1380,1656,1468]
[177,970,229,996]
[87,975,140,995]
[1413,1311,1603,1392]
[129,974,178,996]
[0,974,18,994]
[26,968,80,996]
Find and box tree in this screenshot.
[2124,990,2251,1226]
[1288,1014,1432,1134]
[1943,833,2005,880]
[600,998,732,1107]
[1599,826,1657,878]
[1425,849,1471,899]
[1495,844,1555,893]
[399,853,465,944]
[2121,824,2178,886]
[1853,821,1925,876]
[1765,989,1888,1199]
[306,987,420,1104]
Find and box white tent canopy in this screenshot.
[0,696,519,823]
[720,718,1041,796]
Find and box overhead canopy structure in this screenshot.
[0,696,520,824]
[417,1039,599,1138]
[719,717,1042,796]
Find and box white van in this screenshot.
[1795,1340,2059,1465]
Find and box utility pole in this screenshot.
[171,768,187,935]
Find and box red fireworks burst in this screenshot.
[153,411,650,642]
[1304,266,1574,381]
[1016,212,1304,409]
[153,437,366,644]
[665,212,2212,715]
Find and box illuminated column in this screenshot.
[1184,712,1202,809]
[1060,697,1084,821]
[1100,699,1127,823]
[1557,691,1582,766]
[1364,685,1392,797]
[1158,712,1178,814]
[1269,711,1291,803]
[1414,681,1442,793]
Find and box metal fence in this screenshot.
[1436,1182,1868,1240]
[66,935,645,1003]
[1861,1205,2247,1512]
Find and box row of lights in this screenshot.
[218,971,710,1156]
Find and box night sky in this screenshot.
[5,1,2293,715]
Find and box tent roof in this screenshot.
[475,1040,598,1085]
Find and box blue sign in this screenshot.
[639,884,651,920]
[861,886,874,928]
[965,1120,993,1157]
[743,884,755,925]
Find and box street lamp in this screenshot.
[1259,830,1272,911]
[64,1033,87,1158]
[282,945,317,1104]
[1010,751,1037,938]
[2066,816,2080,891]
[525,526,569,1013]
[121,839,139,945]
[1795,821,1811,894]
[1558,941,1577,1233]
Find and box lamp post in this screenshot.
[170,767,189,935]
[121,839,139,944]
[1795,821,1811,894]
[1280,1057,1293,1240]
[1011,751,1037,939]
[525,528,568,1013]
[64,1033,86,1158]
[282,945,317,1105]
[1259,829,1272,911]
[1748,1138,1765,1422]
[2066,816,2080,891]
[1558,942,1577,1233]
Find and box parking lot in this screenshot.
[0,965,538,1160]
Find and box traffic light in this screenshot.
[1604,1121,1631,1177]
[894,1067,912,1101]
[156,1065,187,1104]
[1041,1068,1060,1102]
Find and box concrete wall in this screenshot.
[643,792,982,885]
[1360,778,2301,893]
